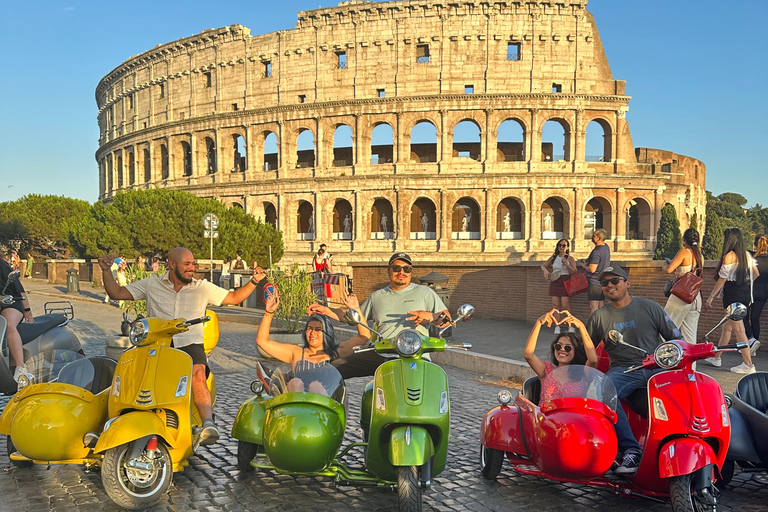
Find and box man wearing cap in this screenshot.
[585,265,683,476]
[99,247,268,444]
[315,252,450,379]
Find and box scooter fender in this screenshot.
[389,426,435,467]
[480,405,527,455]
[230,395,268,445]
[94,411,177,454]
[658,437,717,479]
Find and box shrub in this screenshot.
[267,264,316,333]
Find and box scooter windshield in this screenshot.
[543,366,618,411]
[23,350,93,389]
[268,362,346,404]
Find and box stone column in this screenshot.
[315,117,323,175]
[575,109,587,163]
[528,108,540,167]
[483,188,490,251]
[213,131,222,175]
[353,114,360,173]
[615,188,626,252]
[189,134,197,179]
[527,186,539,251]
[483,109,494,166]
[245,125,257,180]
[572,187,583,245]
[277,120,286,175]
[438,110,446,172]
[653,187,665,240]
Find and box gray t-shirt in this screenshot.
[586,296,683,368]
[586,244,611,285]
[360,283,447,340]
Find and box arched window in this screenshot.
[585,120,612,162]
[371,199,394,239]
[497,198,524,239]
[205,137,216,174]
[410,121,437,163]
[116,154,123,188]
[296,129,315,168]
[627,198,651,240]
[161,144,169,180]
[263,131,278,171]
[541,119,570,162]
[297,201,315,240]
[333,199,353,240]
[181,141,192,177]
[452,120,481,161]
[264,203,277,228]
[232,134,246,172]
[541,197,568,239]
[585,197,612,239]
[497,119,525,162]
[371,123,393,164]
[143,148,151,182]
[451,197,481,240]
[410,198,437,240]
[332,125,353,167]
[128,151,135,185]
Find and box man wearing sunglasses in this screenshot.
[327,252,450,378]
[585,265,683,477]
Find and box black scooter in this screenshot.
[0,270,83,394]
[722,371,768,484]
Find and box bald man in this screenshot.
[100,247,266,444]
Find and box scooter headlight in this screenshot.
[129,318,149,346]
[16,372,34,390]
[654,341,684,369]
[498,390,513,405]
[394,329,422,357]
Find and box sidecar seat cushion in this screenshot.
[523,377,541,406]
[17,314,67,344]
[736,372,768,415]
[56,356,116,394]
[88,356,117,394]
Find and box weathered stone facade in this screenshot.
[95,0,705,272]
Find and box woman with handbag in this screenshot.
[744,234,768,351]
[541,238,578,333]
[704,228,760,374]
[662,228,703,344]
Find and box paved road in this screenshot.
[0,298,766,511]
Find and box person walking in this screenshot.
[745,234,768,351]
[219,256,233,289]
[662,228,703,344]
[704,228,760,373]
[24,253,34,278]
[540,238,578,332]
[579,228,610,314]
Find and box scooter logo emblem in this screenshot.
[410,362,416,370]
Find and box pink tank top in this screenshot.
[540,361,587,403]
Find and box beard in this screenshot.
[174,267,193,284]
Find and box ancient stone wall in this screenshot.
[94,0,706,272]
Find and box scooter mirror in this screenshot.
[607,330,623,345]
[455,304,474,322]
[342,308,363,326]
[726,303,747,321]
[1,270,21,295]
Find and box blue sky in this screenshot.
[1,1,765,207]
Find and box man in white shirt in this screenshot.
[100,247,266,444]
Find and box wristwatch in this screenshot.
[250,277,259,286]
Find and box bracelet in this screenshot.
[24,308,30,312]
[250,278,259,286]
[264,311,275,316]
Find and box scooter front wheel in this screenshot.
[479,444,504,480]
[102,441,173,510]
[669,473,717,512]
[237,440,261,472]
[6,436,32,468]
[397,466,422,512]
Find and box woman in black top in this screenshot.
[0,256,34,380]
[746,235,768,347]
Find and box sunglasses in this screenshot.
[554,343,573,353]
[306,326,324,333]
[600,277,625,287]
[557,243,568,248]
[390,265,413,274]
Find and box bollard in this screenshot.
[66,268,81,294]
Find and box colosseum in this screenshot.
[95,0,705,273]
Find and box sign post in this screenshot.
[203,213,220,282]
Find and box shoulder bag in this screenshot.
[565,272,588,296]
[670,253,703,304]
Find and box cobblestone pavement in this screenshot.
[1,299,766,511]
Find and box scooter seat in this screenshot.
[57,356,117,394]
[17,314,67,344]
[522,377,541,405]
[736,372,768,415]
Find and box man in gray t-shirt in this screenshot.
[580,228,611,314]
[330,252,449,379]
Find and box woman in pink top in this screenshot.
[524,309,598,403]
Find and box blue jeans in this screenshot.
[605,366,664,454]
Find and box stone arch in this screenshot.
[626,197,652,240]
[263,131,278,171]
[232,134,246,172]
[541,118,571,162]
[370,122,394,164]
[180,140,192,177]
[205,136,216,174]
[332,124,353,167]
[409,120,437,163]
[497,118,526,162]
[297,200,315,240]
[128,150,135,185]
[264,202,277,228]
[143,146,151,183]
[541,196,570,239]
[452,119,481,161]
[371,198,394,239]
[116,153,124,188]
[584,196,613,239]
[585,118,613,162]
[497,197,524,239]
[410,197,437,240]
[333,199,353,240]
[296,128,315,168]
[451,197,481,240]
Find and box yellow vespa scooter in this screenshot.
[93,311,219,510]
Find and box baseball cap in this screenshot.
[388,252,413,266]
[597,266,628,281]
[114,258,123,265]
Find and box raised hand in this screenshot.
[343,292,360,310]
[252,266,267,283]
[264,288,279,313]
[98,252,117,271]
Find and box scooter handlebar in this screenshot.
[447,343,472,350]
[717,341,749,351]
[183,316,210,327]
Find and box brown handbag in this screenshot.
[670,268,703,304]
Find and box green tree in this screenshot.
[654,203,682,260]
[68,189,284,264]
[702,213,728,260]
[0,195,90,255]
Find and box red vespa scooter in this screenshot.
[480,305,747,512]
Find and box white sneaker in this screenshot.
[554,326,561,335]
[750,339,761,357]
[730,362,757,374]
[12,366,28,383]
[704,357,722,368]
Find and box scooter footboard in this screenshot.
[94,411,177,454]
[389,426,435,467]
[658,437,717,479]
[480,405,528,456]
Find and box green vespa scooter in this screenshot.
[232,304,473,512]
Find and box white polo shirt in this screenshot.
[125,273,229,347]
